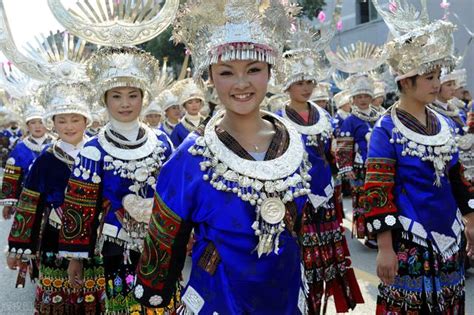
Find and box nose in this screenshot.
[235,74,251,89]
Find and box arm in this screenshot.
[335,118,355,176]
[364,121,400,284]
[134,142,196,308]
[0,146,25,206]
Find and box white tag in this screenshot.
[298,288,307,314]
[48,208,62,226]
[308,194,326,209]
[182,286,205,314]
[324,184,334,198]
[101,223,118,238]
[117,228,132,242]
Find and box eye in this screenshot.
[112,94,121,99]
[248,67,262,74]
[130,94,138,98]
[219,70,233,76]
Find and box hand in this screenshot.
[67,259,84,289]
[6,256,20,270]
[2,206,13,220]
[464,215,474,258]
[376,248,398,285]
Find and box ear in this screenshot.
[399,77,411,91]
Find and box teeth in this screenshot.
[234,94,251,99]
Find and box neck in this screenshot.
[398,94,427,117]
[356,106,371,114]
[437,96,449,104]
[220,109,265,137]
[61,137,84,148]
[167,117,179,125]
[185,112,201,119]
[289,99,308,112]
[31,134,47,144]
[110,117,140,131]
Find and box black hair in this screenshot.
[208,63,272,81]
[397,75,418,93]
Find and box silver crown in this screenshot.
[47,0,179,47]
[333,90,351,108]
[311,82,331,101]
[325,41,387,74]
[155,90,180,112]
[373,0,456,80]
[373,80,386,98]
[348,74,374,98]
[173,78,206,106]
[172,0,297,80]
[40,81,93,127]
[24,105,46,123]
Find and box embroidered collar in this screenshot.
[337,109,351,120]
[189,110,311,257]
[162,120,176,135]
[51,140,76,170]
[283,101,333,140]
[181,114,204,132]
[23,135,52,152]
[351,106,381,122]
[390,103,457,186]
[98,122,159,161]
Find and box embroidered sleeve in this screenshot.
[58,146,103,259]
[0,144,29,205]
[448,162,474,216]
[364,122,402,234]
[134,193,193,308]
[336,136,354,175]
[0,162,23,205]
[7,156,45,257]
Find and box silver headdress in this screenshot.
[142,100,164,117]
[155,90,180,112]
[373,80,386,98]
[172,0,296,80]
[372,0,456,81]
[348,74,375,98]
[86,46,160,105]
[280,0,342,90]
[451,68,467,88]
[311,82,332,102]
[333,90,351,108]
[48,0,178,106]
[173,78,206,107]
[0,0,97,82]
[40,81,93,128]
[24,105,46,123]
[325,41,387,74]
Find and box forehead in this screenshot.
[108,86,141,93]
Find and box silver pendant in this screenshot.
[260,197,286,225]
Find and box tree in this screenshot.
[143,26,186,75]
[299,0,326,20]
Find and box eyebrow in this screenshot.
[219,61,260,68]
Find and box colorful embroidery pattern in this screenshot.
[364,158,400,234]
[0,164,22,202]
[137,193,182,291]
[336,137,354,173]
[8,188,41,246]
[60,179,100,247]
[376,236,465,314]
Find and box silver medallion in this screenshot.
[260,197,286,225]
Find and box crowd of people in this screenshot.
[0,0,473,314]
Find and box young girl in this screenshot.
[336,74,381,248]
[6,81,105,314]
[60,47,175,314]
[159,90,182,138]
[169,78,206,147]
[133,1,312,313]
[365,4,474,312]
[1,105,53,219]
[279,44,363,314]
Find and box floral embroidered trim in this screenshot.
[8,188,41,255]
[336,137,354,174]
[0,164,22,203]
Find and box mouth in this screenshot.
[302,93,311,98]
[231,93,254,102]
[119,111,133,116]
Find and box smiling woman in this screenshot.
[131,1,316,314]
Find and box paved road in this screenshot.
[0,198,472,314]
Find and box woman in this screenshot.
[430,70,466,133]
[6,81,105,314]
[169,78,206,147]
[60,46,174,315]
[336,74,381,248]
[279,45,363,314]
[364,8,474,313]
[133,1,312,314]
[157,89,181,138]
[1,105,53,219]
